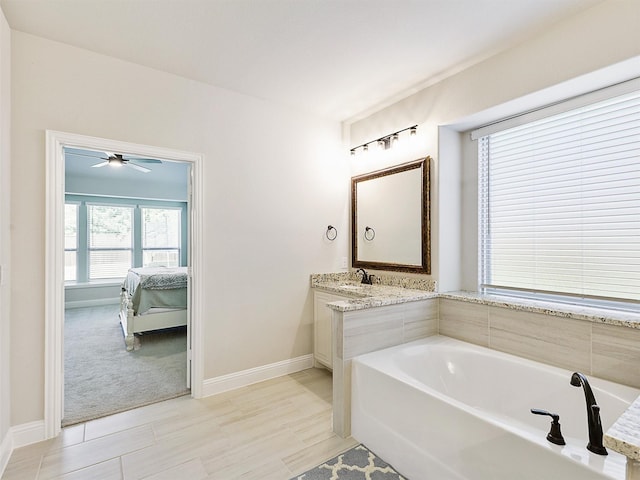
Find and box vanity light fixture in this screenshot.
[349,125,418,156]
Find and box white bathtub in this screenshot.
[351,335,640,480]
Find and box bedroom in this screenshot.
[63,147,192,425]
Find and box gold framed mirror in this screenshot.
[351,157,431,274]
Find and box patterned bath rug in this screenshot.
[291,443,407,479]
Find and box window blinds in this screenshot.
[479,89,640,304]
[88,205,133,280]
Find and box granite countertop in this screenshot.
[311,274,640,328]
[605,399,640,461]
[311,272,437,312]
[316,281,437,312]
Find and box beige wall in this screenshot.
[0,5,11,454]
[10,32,350,426]
[348,0,640,292]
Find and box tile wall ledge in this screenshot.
[605,399,640,462]
[440,291,640,330]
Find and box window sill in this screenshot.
[440,291,640,330]
[65,281,122,289]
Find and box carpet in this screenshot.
[291,444,407,480]
[63,305,189,426]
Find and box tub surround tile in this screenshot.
[593,324,640,389]
[331,298,437,437]
[341,306,404,360]
[403,300,438,342]
[439,299,489,346]
[441,291,640,330]
[627,459,640,480]
[489,307,591,373]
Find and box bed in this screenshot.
[119,266,188,351]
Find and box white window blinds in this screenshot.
[479,89,640,304]
[88,205,133,280]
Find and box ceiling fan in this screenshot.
[90,152,163,173]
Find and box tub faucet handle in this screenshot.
[531,408,566,446]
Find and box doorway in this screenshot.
[44,131,204,438]
[63,147,190,425]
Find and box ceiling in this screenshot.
[64,147,190,188]
[0,0,603,122]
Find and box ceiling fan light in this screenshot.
[108,157,124,167]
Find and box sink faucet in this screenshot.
[570,372,608,455]
[356,268,373,285]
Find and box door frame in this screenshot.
[44,130,204,438]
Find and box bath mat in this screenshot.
[291,444,407,479]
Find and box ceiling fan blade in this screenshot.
[91,161,109,168]
[124,157,163,164]
[125,162,151,173]
[65,151,104,160]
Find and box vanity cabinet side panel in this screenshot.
[313,290,350,370]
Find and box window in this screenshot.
[88,204,133,280]
[142,207,181,267]
[65,195,186,283]
[478,88,640,307]
[64,203,78,281]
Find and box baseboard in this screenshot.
[65,298,120,309]
[0,430,12,478]
[11,421,45,449]
[0,420,45,476]
[202,354,314,397]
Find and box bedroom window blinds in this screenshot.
[478,88,640,306]
[88,205,134,280]
[141,207,181,268]
[64,203,78,281]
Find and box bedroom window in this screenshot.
[141,207,181,267]
[65,195,186,284]
[64,203,78,281]
[477,87,640,308]
[88,204,134,280]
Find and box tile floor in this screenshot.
[2,368,358,480]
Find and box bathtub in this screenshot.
[351,335,640,480]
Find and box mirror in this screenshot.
[351,157,430,274]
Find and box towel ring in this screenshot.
[326,225,338,241]
[364,226,376,241]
